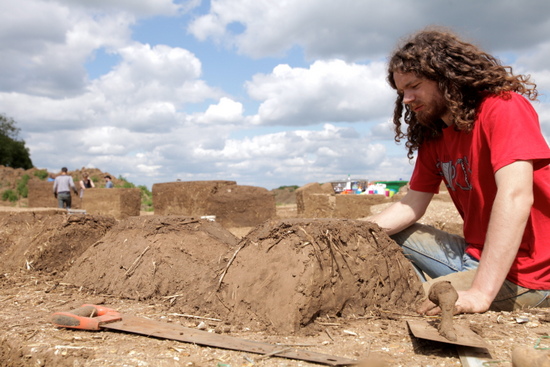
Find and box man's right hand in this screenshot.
[54,193,57,198]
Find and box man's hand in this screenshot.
[417,289,492,315]
[54,193,57,198]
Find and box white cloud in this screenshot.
[0,41,223,132]
[187,0,409,59]
[188,0,550,60]
[197,97,244,124]
[185,123,402,187]
[55,0,184,16]
[514,43,550,92]
[370,120,395,141]
[0,0,135,97]
[0,0,548,191]
[246,60,393,125]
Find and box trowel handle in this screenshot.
[51,304,122,330]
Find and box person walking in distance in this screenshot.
[53,167,79,209]
[366,28,550,315]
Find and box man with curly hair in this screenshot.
[368,28,550,315]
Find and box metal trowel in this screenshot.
[407,319,492,366]
[407,319,489,349]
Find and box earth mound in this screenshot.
[0,212,116,274]
[218,218,425,333]
[61,216,424,335]
[63,216,239,315]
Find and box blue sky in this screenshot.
[1,0,549,190]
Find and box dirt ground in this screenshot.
[1,196,550,367]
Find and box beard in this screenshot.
[415,97,449,129]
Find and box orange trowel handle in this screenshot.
[51,304,122,330]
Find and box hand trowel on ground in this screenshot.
[407,319,492,366]
[407,319,489,349]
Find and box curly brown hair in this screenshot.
[387,28,538,159]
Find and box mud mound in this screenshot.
[61,217,424,335]
[0,212,116,274]
[218,219,425,333]
[63,216,239,314]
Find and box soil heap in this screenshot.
[63,216,239,314]
[218,218,425,333]
[62,216,424,334]
[0,211,116,274]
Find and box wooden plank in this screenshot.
[103,315,358,366]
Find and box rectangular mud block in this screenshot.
[81,188,141,219]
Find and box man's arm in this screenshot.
[366,189,434,235]
[420,160,534,314]
[70,178,79,195]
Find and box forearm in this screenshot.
[469,191,532,306]
[368,202,418,235]
[469,162,534,308]
[367,189,433,235]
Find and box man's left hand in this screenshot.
[417,290,492,315]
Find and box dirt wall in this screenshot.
[153,181,276,227]
[204,185,276,227]
[153,181,236,216]
[296,182,388,219]
[81,188,141,220]
[28,181,82,209]
[29,182,140,219]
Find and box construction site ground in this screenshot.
[1,199,549,367]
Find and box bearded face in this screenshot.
[394,71,451,128]
[414,90,448,128]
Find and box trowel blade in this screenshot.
[407,319,490,350]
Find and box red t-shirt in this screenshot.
[410,92,550,290]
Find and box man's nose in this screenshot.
[403,91,415,104]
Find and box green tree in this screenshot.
[0,114,33,169]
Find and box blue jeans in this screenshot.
[391,223,550,311]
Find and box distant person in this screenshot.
[52,167,78,209]
[79,173,95,198]
[47,173,55,182]
[104,175,114,188]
